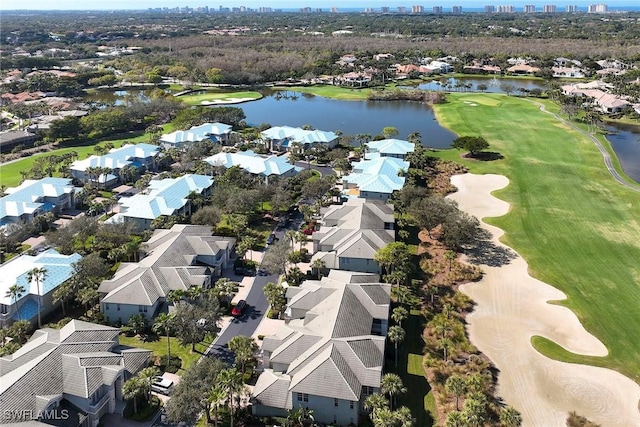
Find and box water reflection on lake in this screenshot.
[240,92,458,148]
[403,77,548,94]
[605,123,640,183]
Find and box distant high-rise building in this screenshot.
[565,5,578,12]
[484,5,496,13]
[433,6,443,13]
[412,5,424,13]
[543,4,557,12]
[300,6,311,13]
[316,8,322,12]
[330,7,339,12]
[397,6,406,13]
[524,4,536,12]
[381,6,390,12]
[497,5,514,12]
[588,3,607,12]
[452,5,462,13]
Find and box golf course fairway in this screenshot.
[432,93,640,383]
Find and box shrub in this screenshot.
[124,395,161,421]
[257,335,265,340]
[267,308,280,319]
[163,355,182,374]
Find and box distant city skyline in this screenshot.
[1,0,637,11]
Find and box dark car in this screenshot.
[232,300,247,316]
[266,233,276,245]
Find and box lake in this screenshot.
[240,92,458,148]
[605,123,640,183]
[403,77,548,94]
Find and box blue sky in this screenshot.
[0,0,634,11]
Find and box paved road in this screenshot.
[294,161,335,177]
[532,100,640,193]
[204,273,275,364]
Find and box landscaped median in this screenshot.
[432,92,640,381]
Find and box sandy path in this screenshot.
[448,173,640,427]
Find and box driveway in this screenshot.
[293,161,335,177]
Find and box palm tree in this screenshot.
[387,325,406,366]
[364,393,389,419]
[208,385,227,427]
[500,406,523,427]
[138,366,160,403]
[123,377,144,415]
[228,335,257,373]
[5,284,26,321]
[380,373,407,410]
[218,367,246,427]
[444,250,457,272]
[391,306,408,327]
[445,375,467,411]
[372,407,396,427]
[152,312,175,367]
[395,406,413,427]
[27,267,47,328]
[445,411,465,427]
[310,258,326,278]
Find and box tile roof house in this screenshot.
[260,126,339,152]
[342,157,409,201]
[0,178,79,228]
[160,122,233,149]
[561,84,631,114]
[0,249,82,328]
[506,64,541,75]
[105,174,214,231]
[204,150,300,184]
[252,270,391,426]
[0,320,150,426]
[98,224,235,323]
[365,139,415,160]
[310,199,395,274]
[70,144,160,188]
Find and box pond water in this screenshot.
[240,92,458,148]
[403,77,548,94]
[84,89,151,106]
[605,123,640,183]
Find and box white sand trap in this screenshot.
[200,97,256,105]
[469,103,478,106]
[448,173,640,427]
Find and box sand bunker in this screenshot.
[200,97,256,105]
[448,173,640,427]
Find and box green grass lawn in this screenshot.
[0,126,172,188]
[272,85,372,101]
[119,334,212,372]
[432,93,640,382]
[177,90,262,105]
[389,313,435,426]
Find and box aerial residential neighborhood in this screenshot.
[1,3,640,427]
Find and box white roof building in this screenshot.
[106,174,214,230]
[0,178,79,227]
[260,126,339,151]
[160,122,232,148]
[343,157,409,201]
[204,150,300,181]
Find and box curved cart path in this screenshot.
[448,173,640,427]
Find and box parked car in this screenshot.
[151,376,174,395]
[232,300,247,316]
[266,233,276,245]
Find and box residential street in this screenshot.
[204,273,275,364]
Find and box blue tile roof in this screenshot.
[0,178,77,224]
[70,143,160,172]
[0,249,82,306]
[109,174,214,221]
[161,122,232,144]
[204,150,297,177]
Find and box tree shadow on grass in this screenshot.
[465,230,517,267]
[465,151,504,161]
